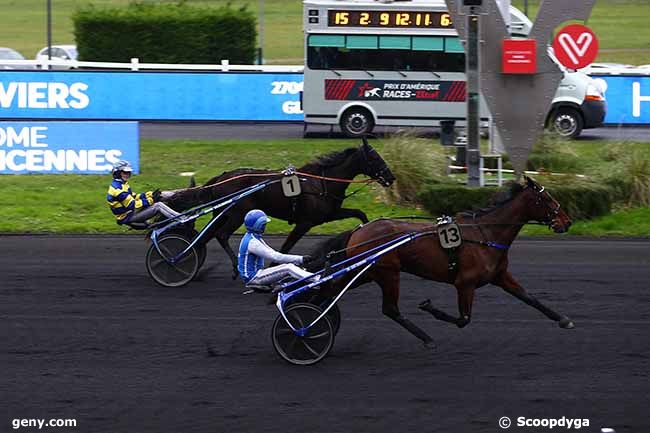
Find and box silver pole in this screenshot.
[47,0,52,70]
[466,10,481,187]
[524,0,529,17]
[258,0,265,64]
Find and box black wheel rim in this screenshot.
[555,113,577,136]
[272,303,334,365]
[345,112,370,135]
[146,235,198,287]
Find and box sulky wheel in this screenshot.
[165,227,207,271]
[313,300,341,336]
[271,303,335,366]
[283,292,341,336]
[145,234,199,287]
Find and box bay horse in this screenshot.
[164,140,395,276]
[308,176,574,347]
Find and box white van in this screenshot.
[510,8,606,138]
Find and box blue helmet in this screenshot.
[244,209,270,233]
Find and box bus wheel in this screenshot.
[340,107,374,138]
[549,107,583,139]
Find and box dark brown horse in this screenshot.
[165,140,395,275]
[309,176,574,347]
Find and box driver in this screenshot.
[238,209,318,288]
[106,160,180,225]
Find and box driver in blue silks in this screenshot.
[238,209,318,287]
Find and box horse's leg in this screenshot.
[213,215,242,279]
[330,208,369,224]
[278,222,313,254]
[494,271,575,329]
[418,285,475,328]
[377,270,434,346]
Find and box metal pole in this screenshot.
[465,10,481,187]
[47,0,52,70]
[258,0,265,65]
[524,0,529,17]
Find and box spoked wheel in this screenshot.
[145,234,199,287]
[162,227,207,272]
[284,292,341,335]
[272,303,335,366]
[314,300,341,335]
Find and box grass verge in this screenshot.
[0,137,649,236]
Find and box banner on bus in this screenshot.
[0,121,138,174]
[0,72,303,121]
[592,75,650,124]
[325,79,466,102]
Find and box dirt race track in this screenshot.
[2,235,649,433]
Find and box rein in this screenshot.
[201,169,376,191]
[324,223,511,259]
[294,171,375,184]
[323,215,551,258]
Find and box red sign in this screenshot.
[552,24,599,70]
[502,39,537,74]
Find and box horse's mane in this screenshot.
[460,181,525,217]
[302,147,359,170]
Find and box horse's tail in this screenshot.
[305,230,353,272]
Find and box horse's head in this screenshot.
[522,176,572,233]
[359,138,395,187]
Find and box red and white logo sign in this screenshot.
[502,39,537,74]
[552,24,599,70]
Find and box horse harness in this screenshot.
[436,214,511,279]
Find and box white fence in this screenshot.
[4,58,650,76]
[1,58,304,72]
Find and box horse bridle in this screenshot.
[360,145,393,187]
[533,185,564,229]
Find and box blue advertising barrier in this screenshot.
[0,121,138,174]
[0,71,303,121]
[1,71,648,125]
[591,75,650,125]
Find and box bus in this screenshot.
[301,0,606,138]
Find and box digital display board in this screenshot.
[328,10,453,28]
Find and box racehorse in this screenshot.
[308,176,574,347]
[164,140,395,276]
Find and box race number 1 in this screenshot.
[281,175,301,197]
[438,223,462,249]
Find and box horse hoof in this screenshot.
[559,317,575,329]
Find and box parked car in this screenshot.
[0,47,36,69]
[35,44,78,69]
[579,62,635,75]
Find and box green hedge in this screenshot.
[417,181,612,220]
[73,3,256,64]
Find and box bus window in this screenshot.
[307,42,465,72]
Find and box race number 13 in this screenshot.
[438,223,461,249]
